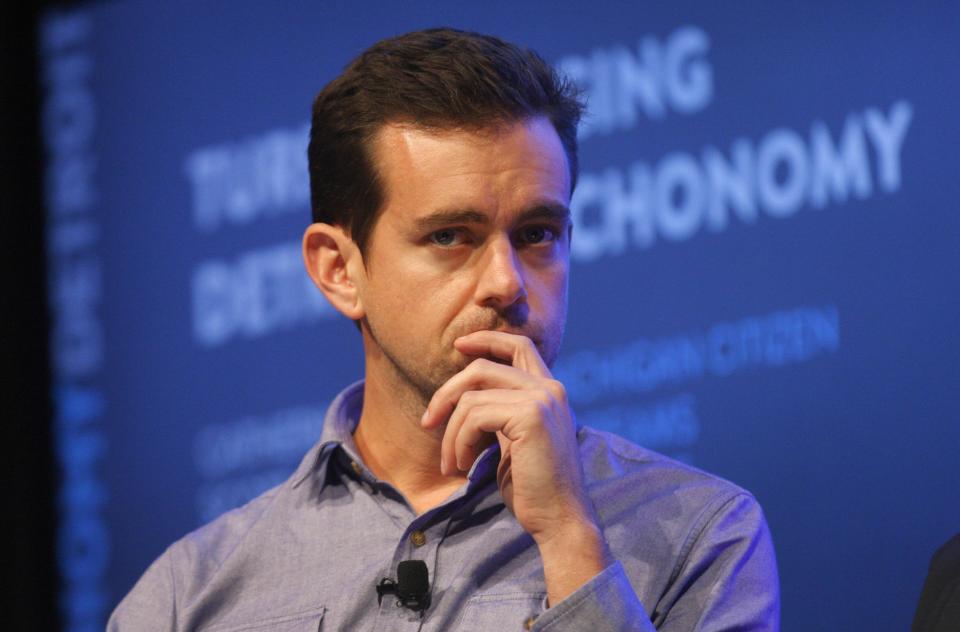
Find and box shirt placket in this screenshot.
[339,450,448,631]
[371,513,446,631]
[335,440,502,631]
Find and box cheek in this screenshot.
[530,264,569,308]
[368,270,471,337]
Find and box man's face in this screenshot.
[355,116,572,403]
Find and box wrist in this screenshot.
[534,514,604,553]
[536,517,613,607]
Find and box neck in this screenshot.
[354,349,467,514]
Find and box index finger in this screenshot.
[421,359,538,430]
[453,330,551,378]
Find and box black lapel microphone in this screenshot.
[376,560,431,613]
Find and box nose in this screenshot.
[475,235,526,310]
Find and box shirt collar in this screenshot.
[290,379,365,489]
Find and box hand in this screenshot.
[420,330,597,546]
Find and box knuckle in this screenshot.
[462,404,485,426]
[546,379,567,403]
[471,357,495,370]
[461,405,476,423]
[466,358,495,382]
[534,389,552,407]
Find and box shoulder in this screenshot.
[575,425,771,564]
[109,481,287,629]
[160,438,336,590]
[576,424,752,508]
[170,483,285,577]
[575,426,779,621]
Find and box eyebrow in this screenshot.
[412,202,571,232]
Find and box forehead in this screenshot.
[369,117,571,228]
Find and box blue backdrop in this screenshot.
[39,2,959,630]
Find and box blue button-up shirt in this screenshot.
[109,381,779,631]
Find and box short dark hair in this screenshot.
[307,27,584,254]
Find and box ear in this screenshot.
[302,222,366,321]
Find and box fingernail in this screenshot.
[440,455,447,476]
[420,409,429,426]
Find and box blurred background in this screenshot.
[5,1,959,630]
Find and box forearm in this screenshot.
[537,518,614,607]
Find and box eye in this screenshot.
[429,228,464,247]
[517,225,556,245]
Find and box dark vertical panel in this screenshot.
[1,2,58,630]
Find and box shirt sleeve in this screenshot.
[531,560,657,631]
[530,492,780,631]
[107,547,178,632]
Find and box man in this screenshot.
[110,28,779,631]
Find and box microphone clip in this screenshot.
[376,560,431,613]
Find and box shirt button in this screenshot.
[524,616,537,630]
[410,530,427,547]
[350,460,362,476]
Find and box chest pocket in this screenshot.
[200,605,326,632]
[452,593,545,631]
